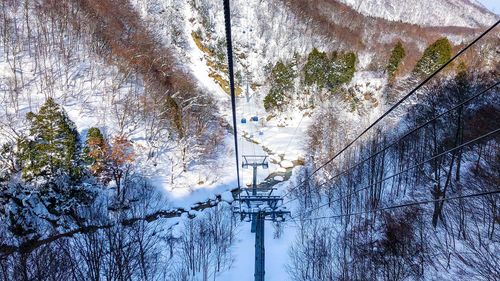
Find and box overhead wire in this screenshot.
[282,81,499,205]
[223,0,241,188]
[288,127,500,218]
[246,0,257,157]
[281,19,500,200]
[289,189,500,222]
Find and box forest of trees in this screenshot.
[296,65,499,280]
[264,48,357,112]
[0,1,233,280]
[0,0,498,280]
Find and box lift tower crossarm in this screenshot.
[234,155,290,281]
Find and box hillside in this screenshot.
[0,0,499,280]
[337,0,498,27]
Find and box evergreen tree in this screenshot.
[18,98,80,181]
[328,51,356,88]
[264,88,286,112]
[387,41,406,79]
[83,127,107,176]
[264,60,296,112]
[303,48,329,88]
[414,37,452,76]
[271,61,295,91]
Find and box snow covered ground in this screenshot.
[217,220,297,281]
[337,0,498,28]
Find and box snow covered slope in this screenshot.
[338,0,498,27]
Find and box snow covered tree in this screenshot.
[264,60,296,112]
[104,136,135,199]
[387,41,405,79]
[327,51,356,89]
[264,88,286,112]
[83,127,107,177]
[271,60,296,91]
[413,37,452,76]
[0,142,16,182]
[17,98,80,182]
[303,48,355,94]
[303,48,329,89]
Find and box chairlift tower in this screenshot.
[234,155,290,281]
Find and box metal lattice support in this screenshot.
[234,155,290,281]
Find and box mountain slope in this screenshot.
[338,0,498,27]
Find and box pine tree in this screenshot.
[303,48,329,88]
[271,61,295,91]
[413,37,452,76]
[387,41,405,79]
[328,51,356,89]
[264,89,286,112]
[18,98,80,181]
[264,60,296,112]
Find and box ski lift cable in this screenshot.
[288,189,500,222]
[287,127,500,217]
[283,81,499,206]
[281,112,307,162]
[223,0,241,188]
[281,19,500,200]
[248,8,257,157]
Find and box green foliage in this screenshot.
[264,60,296,112]
[264,89,286,112]
[328,52,356,88]
[387,41,406,79]
[304,48,329,88]
[86,127,104,142]
[214,38,227,66]
[83,127,107,176]
[414,37,452,76]
[271,61,296,91]
[17,98,80,181]
[304,48,356,91]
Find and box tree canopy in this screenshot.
[387,41,406,79]
[414,37,452,76]
[18,98,80,181]
[264,60,296,112]
[303,48,329,88]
